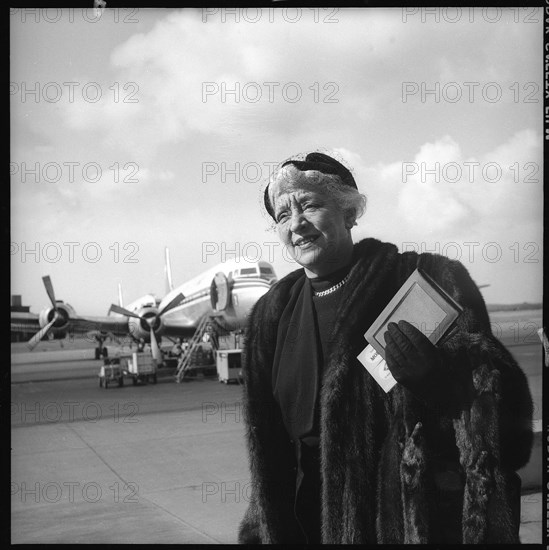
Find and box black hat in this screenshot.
[264,152,357,220]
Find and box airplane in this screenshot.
[18,248,278,361]
[14,249,489,361]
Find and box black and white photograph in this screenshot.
[10,4,544,544]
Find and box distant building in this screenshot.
[11,295,28,312]
[11,295,38,342]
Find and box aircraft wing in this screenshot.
[66,315,130,337]
[71,315,199,341]
[12,311,130,342]
[67,313,199,339]
[161,318,200,339]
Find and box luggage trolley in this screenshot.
[99,357,124,389]
[216,349,243,384]
[123,352,158,385]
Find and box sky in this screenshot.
[10,7,543,316]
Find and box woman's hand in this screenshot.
[384,320,464,411]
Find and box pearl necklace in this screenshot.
[313,272,351,297]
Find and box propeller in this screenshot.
[27,276,61,350]
[149,327,161,363]
[158,292,184,317]
[28,311,59,350]
[108,304,142,319]
[43,275,57,306]
[108,293,185,363]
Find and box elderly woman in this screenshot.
[238,152,533,544]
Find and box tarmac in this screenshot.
[11,345,544,544]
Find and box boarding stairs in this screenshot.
[174,315,227,383]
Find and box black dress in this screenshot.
[272,264,352,543]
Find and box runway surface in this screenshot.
[11,326,543,543]
[12,371,248,544]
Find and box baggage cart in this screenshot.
[122,352,158,385]
[216,349,243,384]
[99,358,124,389]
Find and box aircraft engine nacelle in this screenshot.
[38,301,75,339]
[127,306,164,342]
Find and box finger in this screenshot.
[397,320,424,340]
[397,320,436,357]
[384,332,407,374]
[387,322,415,356]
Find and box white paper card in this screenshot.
[357,343,397,393]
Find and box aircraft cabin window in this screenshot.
[260,267,273,274]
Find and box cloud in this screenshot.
[53,10,448,158]
[53,9,542,176]
[342,129,541,242]
[11,9,542,309]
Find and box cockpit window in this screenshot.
[260,267,273,275]
[240,268,257,275]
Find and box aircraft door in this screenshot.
[210,272,232,312]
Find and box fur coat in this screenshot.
[238,238,533,544]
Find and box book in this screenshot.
[358,268,463,392]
